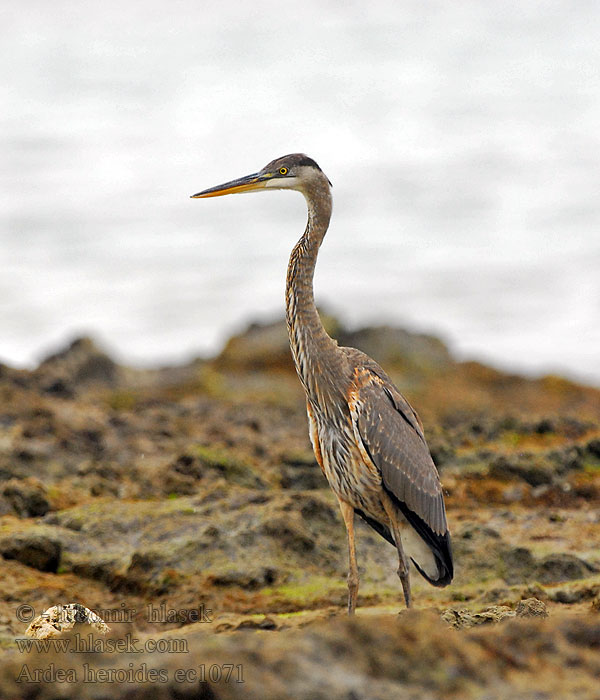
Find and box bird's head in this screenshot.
[191,153,331,200]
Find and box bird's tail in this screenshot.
[411,532,453,587]
[354,503,454,587]
[394,498,454,587]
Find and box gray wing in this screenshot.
[345,353,448,536]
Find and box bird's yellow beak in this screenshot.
[190,172,269,198]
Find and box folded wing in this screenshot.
[346,357,448,537]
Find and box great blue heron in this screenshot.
[192,154,453,612]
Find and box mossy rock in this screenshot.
[0,533,61,572]
[178,445,266,489]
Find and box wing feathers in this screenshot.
[348,365,448,536]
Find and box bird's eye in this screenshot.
[279,167,288,175]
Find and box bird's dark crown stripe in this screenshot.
[270,153,323,172]
[295,155,322,170]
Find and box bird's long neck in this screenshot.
[286,180,339,400]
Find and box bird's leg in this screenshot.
[382,496,412,609]
[393,525,412,609]
[337,498,359,615]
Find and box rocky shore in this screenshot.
[0,317,599,698]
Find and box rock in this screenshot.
[0,534,61,572]
[215,318,294,371]
[3,610,600,699]
[427,436,456,469]
[280,450,317,467]
[41,378,74,398]
[162,453,208,495]
[452,524,507,583]
[0,316,598,698]
[548,446,583,473]
[561,617,600,649]
[187,446,265,489]
[214,316,454,378]
[279,450,325,490]
[1,479,50,518]
[25,603,110,638]
[261,515,316,553]
[164,447,267,492]
[586,438,600,459]
[122,552,182,595]
[534,418,555,434]
[536,554,593,584]
[209,567,278,590]
[35,336,120,392]
[235,616,279,631]
[215,315,338,372]
[337,325,453,374]
[256,616,278,630]
[77,558,155,595]
[555,417,593,439]
[489,445,584,488]
[515,598,548,618]
[161,470,199,496]
[522,583,549,601]
[0,363,32,390]
[280,464,326,490]
[297,494,338,524]
[479,587,512,604]
[489,455,555,487]
[552,589,583,604]
[441,605,516,629]
[500,547,537,585]
[457,524,501,540]
[172,453,205,479]
[502,484,528,503]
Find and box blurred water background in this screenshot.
[1,1,599,383]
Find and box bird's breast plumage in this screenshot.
[306,394,388,518]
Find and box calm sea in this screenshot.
[2,1,599,384]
